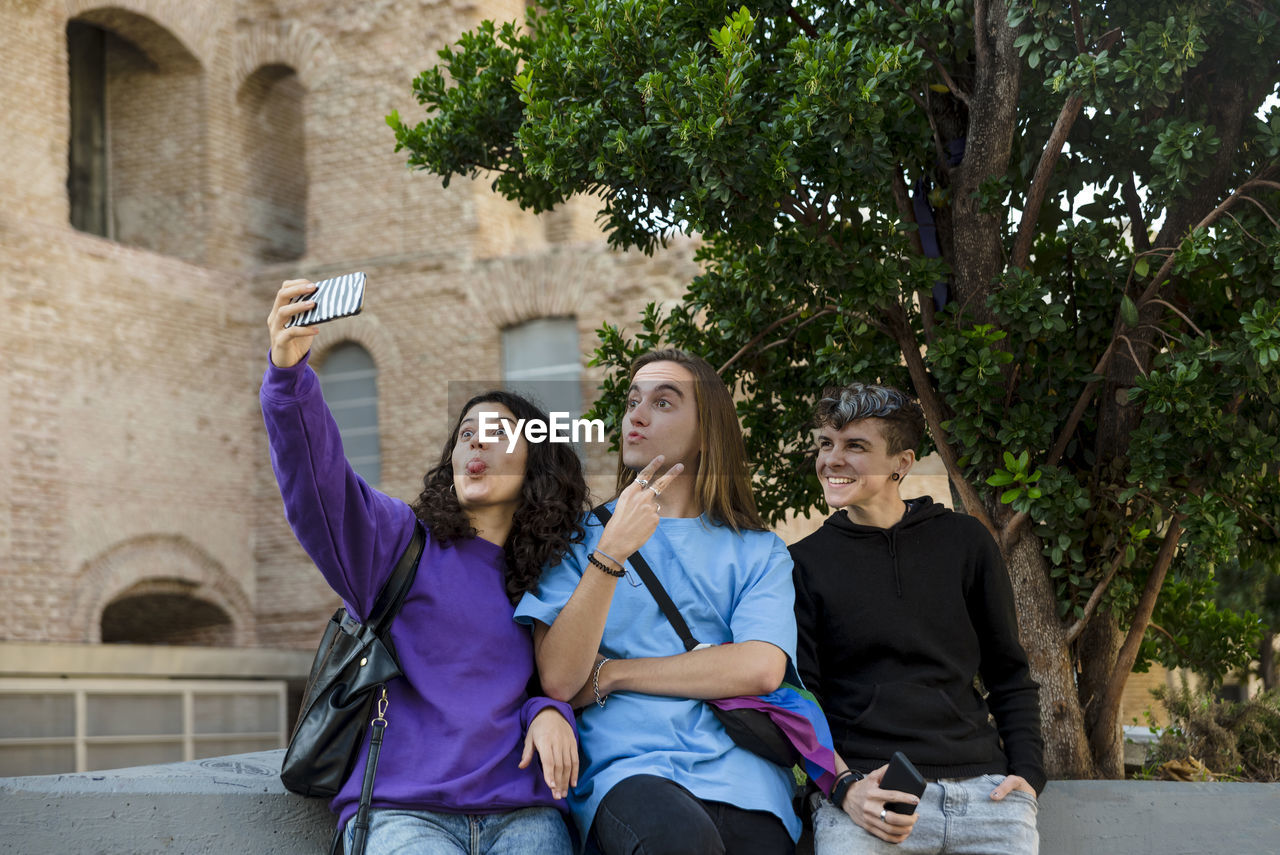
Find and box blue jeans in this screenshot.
[812,774,1038,855]
[344,806,572,855]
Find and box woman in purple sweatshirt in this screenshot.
[262,279,587,854]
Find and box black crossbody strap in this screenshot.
[341,525,425,855]
[592,505,700,653]
[347,710,387,855]
[365,523,427,632]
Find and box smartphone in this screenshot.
[285,272,366,328]
[881,751,927,815]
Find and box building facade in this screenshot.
[0,0,706,774]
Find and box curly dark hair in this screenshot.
[410,390,588,604]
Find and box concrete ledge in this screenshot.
[0,751,330,855]
[1035,780,1279,854]
[2,751,1278,854]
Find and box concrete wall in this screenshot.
[3,750,1278,855]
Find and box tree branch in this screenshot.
[1122,175,1151,253]
[717,305,837,375]
[884,302,998,538]
[882,0,970,104]
[1088,515,1185,763]
[784,7,819,40]
[890,166,939,342]
[1011,29,1122,268]
[906,90,950,168]
[1115,334,1150,377]
[1144,298,1205,338]
[1235,193,1280,231]
[891,167,926,257]
[1141,176,1277,304]
[780,193,819,228]
[1065,550,1125,644]
[760,309,838,354]
[1011,94,1084,268]
[1000,339,1117,547]
[1069,0,1087,53]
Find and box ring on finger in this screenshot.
[647,485,661,496]
[879,807,887,822]
[636,478,650,488]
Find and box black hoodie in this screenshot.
[790,497,1046,793]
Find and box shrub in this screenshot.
[1142,685,1280,782]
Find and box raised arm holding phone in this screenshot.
[264,278,586,855]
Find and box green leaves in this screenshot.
[1241,299,1280,368]
[395,0,1280,700]
[987,450,1044,509]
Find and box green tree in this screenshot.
[390,0,1280,777]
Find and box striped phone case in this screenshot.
[285,272,366,328]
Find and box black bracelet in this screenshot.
[587,552,625,577]
[829,769,864,807]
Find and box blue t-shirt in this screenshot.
[514,505,801,842]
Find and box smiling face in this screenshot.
[622,360,702,475]
[451,403,528,515]
[814,417,915,512]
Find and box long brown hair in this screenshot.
[615,349,767,532]
[412,390,588,604]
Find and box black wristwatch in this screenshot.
[829,769,865,808]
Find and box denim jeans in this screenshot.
[812,774,1038,855]
[590,774,795,855]
[344,805,572,855]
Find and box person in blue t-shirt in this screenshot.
[515,349,800,854]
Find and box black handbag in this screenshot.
[281,523,427,853]
[590,507,800,768]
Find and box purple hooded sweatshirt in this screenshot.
[261,353,573,828]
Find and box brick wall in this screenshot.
[0,0,698,650]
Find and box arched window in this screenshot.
[317,343,381,485]
[238,64,307,262]
[502,317,583,421]
[65,12,206,261]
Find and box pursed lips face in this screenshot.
[622,361,701,473]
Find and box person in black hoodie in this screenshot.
[791,382,1044,854]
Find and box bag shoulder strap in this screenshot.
[365,522,427,633]
[592,504,700,652]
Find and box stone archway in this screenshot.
[72,534,254,646]
[100,578,236,646]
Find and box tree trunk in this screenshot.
[1077,611,1125,777]
[948,2,1022,321]
[1002,527,1096,778]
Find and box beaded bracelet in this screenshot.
[588,551,625,577]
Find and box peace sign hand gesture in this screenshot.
[595,456,684,564]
